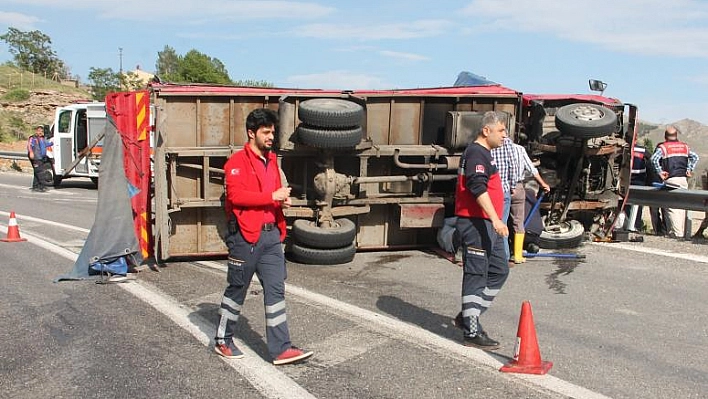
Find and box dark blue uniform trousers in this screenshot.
[455,217,509,337]
[215,227,291,359]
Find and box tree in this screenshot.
[0,27,68,78]
[234,79,274,88]
[87,67,121,101]
[120,71,147,91]
[155,45,180,82]
[177,49,231,84]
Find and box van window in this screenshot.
[58,110,72,133]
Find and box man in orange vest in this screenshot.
[650,126,699,238]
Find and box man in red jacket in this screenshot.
[214,108,313,365]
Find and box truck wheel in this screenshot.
[297,125,362,149]
[40,162,54,187]
[292,218,356,249]
[289,242,356,265]
[298,98,364,128]
[555,103,617,139]
[538,219,584,249]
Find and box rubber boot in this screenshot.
[513,233,526,264]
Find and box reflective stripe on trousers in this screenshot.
[455,217,509,336]
[215,227,291,359]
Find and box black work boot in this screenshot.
[463,332,500,350]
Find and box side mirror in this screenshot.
[588,79,607,94]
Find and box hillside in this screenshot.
[0,65,91,143]
[637,118,708,175]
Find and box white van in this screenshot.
[45,102,106,186]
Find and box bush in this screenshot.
[2,88,30,102]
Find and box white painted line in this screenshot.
[0,182,84,196]
[589,241,708,263]
[197,261,611,399]
[0,210,90,233]
[1,227,316,399]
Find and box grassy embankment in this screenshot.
[0,64,89,143]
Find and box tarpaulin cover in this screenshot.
[453,71,499,87]
[54,114,142,282]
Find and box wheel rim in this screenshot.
[569,105,606,122]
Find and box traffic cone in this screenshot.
[2,212,27,242]
[500,301,553,375]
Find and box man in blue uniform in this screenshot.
[452,111,509,350]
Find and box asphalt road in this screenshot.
[1,171,707,399]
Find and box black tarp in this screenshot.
[55,114,142,282]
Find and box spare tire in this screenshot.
[289,242,356,265]
[292,218,356,249]
[555,103,617,139]
[539,219,585,249]
[297,125,362,149]
[299,98,364,128]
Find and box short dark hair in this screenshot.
[246,108,278,133]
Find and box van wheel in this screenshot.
[297,125,362,149]
[298,98,364,128]
[539,219,585,249]
[292,218,356,249]
[288,242,356,265]
[555,103,617,139]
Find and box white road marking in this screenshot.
[0,226,316,399]
[588,241,708,263]
[6,215,702,399]
[197,261,611,399]
[0,210,90,233]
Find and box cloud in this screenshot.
[460,0,708,58]
[378,50,429,61]
[5,1,334,22]
[0,12,42,30]
[295,20,450,40]
[284,70,389,89]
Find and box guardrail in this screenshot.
[0,151,26,160]
[627,185,708,211]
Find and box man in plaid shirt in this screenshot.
[490,137,519,263]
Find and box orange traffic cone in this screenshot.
[500,301,553,375]
[2,212,27,242]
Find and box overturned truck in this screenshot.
[108,81,635,265]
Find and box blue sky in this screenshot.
[1,0,707,124]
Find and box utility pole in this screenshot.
[119,47,124,89]
[119,47,123,74]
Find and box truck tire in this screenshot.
[292,218,356,249]
[555,103,617,139]
[297,125,362,149]
[538,219,585,249]
[298,98,364,128]
[289,242,356,265]
[40,161,54,187]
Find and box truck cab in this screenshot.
[45,102,106,186]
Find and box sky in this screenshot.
[1,0,707,124]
